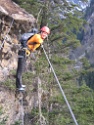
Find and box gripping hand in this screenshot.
[23,48,30,56]
[26,49,30,56]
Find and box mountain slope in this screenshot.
[67,0,90,9]
[70,0,94,65]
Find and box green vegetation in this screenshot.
[33,51,94,125]
[12,121,21,125]
[0,107,8,125]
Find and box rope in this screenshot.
[41,45,79,125]
[0,18,14,50]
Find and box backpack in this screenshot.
[20,28,38,47]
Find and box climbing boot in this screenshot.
[21,84,26,88]
[18,87,25,91]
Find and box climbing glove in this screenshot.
[25,49,30,56]
[23,48,30,56]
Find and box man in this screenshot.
[16,26,50,91]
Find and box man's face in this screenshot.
[41,31,48,39]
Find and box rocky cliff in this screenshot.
[0,86,38,125]
[0,0,36,81]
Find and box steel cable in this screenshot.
[0,18,14,50]
[41,45,79,125]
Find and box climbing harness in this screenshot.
[0,18,14,50]
[41,45,79,125]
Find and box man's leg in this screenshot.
[16,50,26,89]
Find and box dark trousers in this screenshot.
[16,50,26,88]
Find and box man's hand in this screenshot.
[25,49,30,56]
[40,44,43,48]
[23,48,30,56]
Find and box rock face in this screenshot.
[0,77,49,125]
[0,0,36,81]
[0,0,36,22]
[0,86,38,125]
[82,0,94,64]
